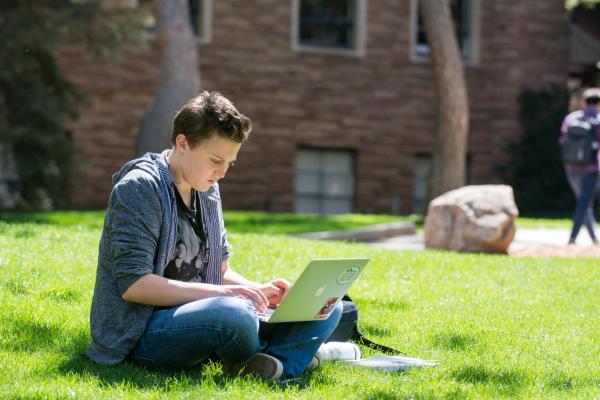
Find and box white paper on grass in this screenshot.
[343,355,439,371]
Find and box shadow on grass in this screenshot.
[58,352,221,390]
[0,211,105,229]
[0,210,420,235]
[57,331,321,392]
[362,390,405,400]
[431,332,479,351]
[363,387,477,400]
[59,353,325,392]
[0,318,65,352]
[226,214,353,233]
[547,372,575,391]
[224,212,422,235]
[452,365,528,396]
[364,389,470,400]
[55,331,225,389]
[351,298,411,341]
[2,316,319,392]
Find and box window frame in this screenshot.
[294,147,357,215]
[189,0,213,44]
[291,0,368,57]
[409,0,480,65]
[412,153,433,215]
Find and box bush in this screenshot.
[0,0,141,210]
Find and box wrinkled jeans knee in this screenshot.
[130,297,262,368]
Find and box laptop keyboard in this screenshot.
[256,307,275,322]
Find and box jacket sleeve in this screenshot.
[108,174,162,295]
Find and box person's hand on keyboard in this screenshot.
[222,285,269,313]
[259,279,291,307]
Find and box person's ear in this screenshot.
[174,134,189,151]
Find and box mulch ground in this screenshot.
[510,244,600,258]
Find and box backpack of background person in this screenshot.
[561,114,600,165]
[325,295,404,355]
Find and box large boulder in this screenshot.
[424,185,519,253]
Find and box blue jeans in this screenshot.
[129,296,343,377]
[566,169,599,242]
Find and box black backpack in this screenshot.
[325,295,405,355]
[561,115,600,165]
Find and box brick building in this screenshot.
[60,0,572,214]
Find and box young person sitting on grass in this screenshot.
[87,91,343,381]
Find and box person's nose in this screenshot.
[216,164,229,179]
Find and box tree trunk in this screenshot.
[136,0,199,155]
[420,0,469,198]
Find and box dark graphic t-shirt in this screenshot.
[164,187,209,282]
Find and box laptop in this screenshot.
[257,258,369,323]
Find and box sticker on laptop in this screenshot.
[315,296,339,319]
[336,265,361,285]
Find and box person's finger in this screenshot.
[248,285,268,302]
[273,279,292,296]
[267,282,284,297]
[248,287,269,310]
[262,284,285,305]
[255,285,270,304]
[260,283,280,300]
[270,279,290,293]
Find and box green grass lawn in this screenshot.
[0,210,417,234]
[0,210,574,232]
[0,212,598,399]
[516,218,572,229]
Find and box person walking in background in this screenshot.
[560,88,600,245]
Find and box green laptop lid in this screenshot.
[268,258,369,323]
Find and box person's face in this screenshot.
[174,133,241,192]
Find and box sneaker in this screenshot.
[316,341,361,362]
[224,353,283,381]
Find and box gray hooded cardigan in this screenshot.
[87,150,228,364]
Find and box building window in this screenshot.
[291,0,367,57]
[412,153,432,215]
[295,148,355,215]
[189,0,212,43]
[410,0,479,63]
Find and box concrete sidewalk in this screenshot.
[368,228,596,252]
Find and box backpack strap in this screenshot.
[351,326,406,355]
[343,295,406,355]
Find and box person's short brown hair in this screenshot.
[172,91,252,147]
